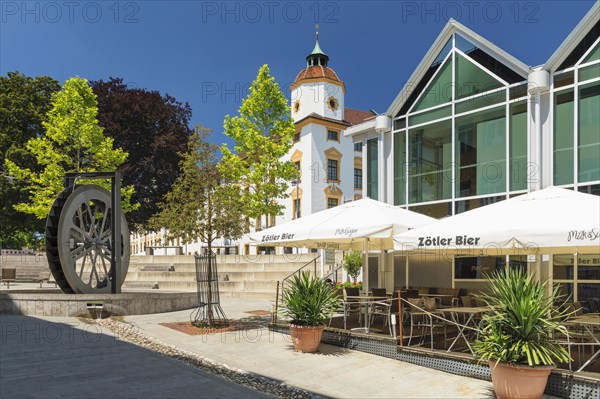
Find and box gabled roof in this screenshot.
[344,108,376,126]
[544,2,599,72]
[386,19,530,118]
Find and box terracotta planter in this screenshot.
[489,361,554,399]
[289,324,324,353]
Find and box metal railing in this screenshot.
[323,262,344,283]
[280,254,320,301]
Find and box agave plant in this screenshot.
[282,272,342,326]
[473,268,571,366]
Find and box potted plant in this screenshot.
[473,268,571,399]
[282,271,341,353]
[343,251,363,284]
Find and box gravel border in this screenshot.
[93,317,328,399]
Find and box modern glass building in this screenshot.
[346,4,599,303]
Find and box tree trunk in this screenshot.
[207,240,214,325]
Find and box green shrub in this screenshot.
[343,251,363,283]
[473,268,571,366]
[282,272,341,326]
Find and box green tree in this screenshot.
[150,125,244,324]
[5,77,136,219]
[91,78,194,229]
[343,251,363,283]
[0,72,60,248]
[219,65,297,229]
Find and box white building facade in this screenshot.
[346,5,599,302]
[130,37,373,256]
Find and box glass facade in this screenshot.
[367,139,378,199]
[553,36,600,188]
[391,33,528,215]
[554,254,600,304]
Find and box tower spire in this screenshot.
[306,25,329,67]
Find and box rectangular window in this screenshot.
[578,83,600,183]
[455,106,506,197]
[509,101,527,191]
[327,159,338,181]
[327,130,339,141]
[327,198,339,208]
[367,139,378,200]
[294,161,301,182]
[354,168,362,189]
[293,198,301,219]
[408,119,452,203]
[293,132,300,143]
[354,142,363,152]
[455,256,506,279]
[394,132,406,205]
[554,90,574,185]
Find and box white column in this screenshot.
[362,137,368,198]
[378,132,385,202]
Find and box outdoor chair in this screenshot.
[328,288,345,327]
[405,289,419,299]
[369,292,400,337]
[369,288,390,331]
[461,296,473,307]
[406,297,447,350]
[343,287,363,329]
[371,288,387,298]
[588,299,599,313]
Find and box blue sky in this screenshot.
[1,1,596,146]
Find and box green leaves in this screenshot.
[5,77,136,219]
[0,72,60,247]
[150,125,245,249]
[343,251,363,282]
[219,64,298,224]
[473,268,571,366]
[282,272,341,326]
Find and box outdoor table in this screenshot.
[345,295,387,334]
[565,314,600,372]
[442,306,490,355]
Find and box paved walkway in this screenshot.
[2,297,561,398]
[123,298,495,398]
[0,313,269,398]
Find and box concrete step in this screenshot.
[122,281,160,290]
[167,262,315,273]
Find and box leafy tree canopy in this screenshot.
[91,78,193,229]
[219,65,297,227]
[150,125,244,250]
[5,76,136,219]
[0,72,60,247]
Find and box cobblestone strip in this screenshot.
[93,318,327,399]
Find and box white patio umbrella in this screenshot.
[393,187,600,256]
[249,198,436,251]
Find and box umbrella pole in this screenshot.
[405,256,409,289]
[397,289,403,346]
[363,238,369,293]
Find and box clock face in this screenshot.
[327,96,339,111]
[293,100,301,113]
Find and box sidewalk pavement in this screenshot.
[122,297,496,398]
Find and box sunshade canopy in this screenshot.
[249,198,435,250]
[393,187,600,256]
